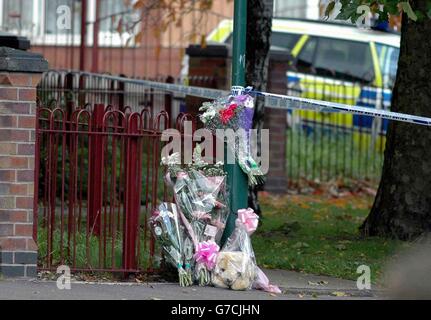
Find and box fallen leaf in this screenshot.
[335,244,347,251]
[292,242,309,249]
[331,291,348,297]
[308,280,329,286]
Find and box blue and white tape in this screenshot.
[81,72,431,127]
[251,89,431,127]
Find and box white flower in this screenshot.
[201,109,216,122]
[161,152,181,166]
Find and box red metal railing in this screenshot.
[34,93,197,274]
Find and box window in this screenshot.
[1,0,34,33]
[270,32,300,51]
[45,0,81,35]
[99,0,139,33]
[273,0,311,19]
[0,0,133,46]
[313,37,374,83]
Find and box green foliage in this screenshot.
[253,194,408,282]
[37,224,157,270]
[325,0,431,23]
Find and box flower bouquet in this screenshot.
[199,91,264,186]
[161,147,230,286]
[150,202,194,286]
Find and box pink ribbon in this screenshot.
[237,208,259,235]
[194,241,220,270]
[152,209,160,218]
[253,267,282,294]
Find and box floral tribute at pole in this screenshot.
[199,89,264,186]
[151,90,280,293]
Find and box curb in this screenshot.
[281,286,382,298]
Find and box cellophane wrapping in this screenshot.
[211,220,257,290]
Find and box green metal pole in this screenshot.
[221,0,248,246]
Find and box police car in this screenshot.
[207,18,400,143]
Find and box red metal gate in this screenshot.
[34,72,197,274]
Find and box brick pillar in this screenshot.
[185,44,230,116]
[263,51,289,193]
[0,38,48,278]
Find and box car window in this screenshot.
[224,34,232,45]
[270,32,301,51]
[376,43,399,88]
[313,38,375,83]
[296,37,317,71]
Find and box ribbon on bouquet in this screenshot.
[194,240,220,270]
[235,208,282,294]
[237,208,259,235]
[253,267,282,294]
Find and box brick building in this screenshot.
[0,0,233,77]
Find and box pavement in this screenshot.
[0,269,383,300]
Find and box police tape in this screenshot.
[252,90,431,127]
[83,72,431,127]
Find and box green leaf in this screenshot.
[400,1,418,21]
[376,6,390,23]
[336,3,359,22]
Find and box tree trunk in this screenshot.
[246,0,273,216]
[361,4,431,240]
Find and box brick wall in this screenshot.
[263,52,289,193]
[0,45,47,278]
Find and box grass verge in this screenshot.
[253,193,408,283]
